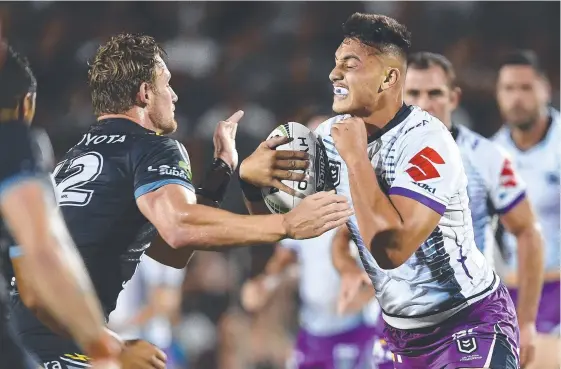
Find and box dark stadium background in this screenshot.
[1,2,559,368]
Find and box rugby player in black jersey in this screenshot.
[0,38,120,368]
[6,33,352,368]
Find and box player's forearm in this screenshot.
[345,157,404,267]
[164,204,287,250]
[514,224,544,325]
[1,182,106,347]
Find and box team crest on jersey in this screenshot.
[456,337,478,354]
[328,159,341,187]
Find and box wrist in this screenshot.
[343,152,369,168]
[196,158,233,206]
[238,171,263,202]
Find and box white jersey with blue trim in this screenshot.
[492,107,561,272]
[279,230,376,336]
[453,124,527,265]
[314,105,497,329]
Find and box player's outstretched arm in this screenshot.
[137,184,352,250]
[332,118,457,269]
[241,244,298,312]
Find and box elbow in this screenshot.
[158,214,201,249]
[368,229,408,270]
[515,223,545,255]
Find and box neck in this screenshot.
[361,92,403,135]
[97,108,161,134]
[510,111,549,151]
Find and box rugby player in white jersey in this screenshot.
[239,13,521,369]
[240,119,379,369]
[492,50,561,368]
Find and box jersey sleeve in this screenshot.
[388,129,462,215]
[132,137,195,199]
[485,145,526,214]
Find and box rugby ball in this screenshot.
[261,122,333,214]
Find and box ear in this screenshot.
[380,68,400,92]
[22,92,36,125]
[449,86,461,110]
[137,82,151,106]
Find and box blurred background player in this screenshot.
[0,36,120,368]
[403,51,544,368]
[109,254,186,369]
[240,116,379,369]
[493,49,561,369]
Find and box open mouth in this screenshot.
[333,86,349,99]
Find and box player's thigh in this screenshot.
[524,334,561,369]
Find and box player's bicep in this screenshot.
[136,183,196,233]
[389,131,462,216]
[499,197,538,236]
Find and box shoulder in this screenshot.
[313,114,350,137]
[394,107,455,150]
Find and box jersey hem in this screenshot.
[496,192,526,215]
[382,272,500,329]
[388,186,446,215]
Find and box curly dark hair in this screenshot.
[342,13,412,59]
[407,52,457,88]
[88,33,166,116]
[0,42,37,109]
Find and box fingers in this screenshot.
[318,215,352,234]
[275,150,309,160]
[225,110,244,124]
[270,179,306,198]
[271,169,306,182]
[264,135,292,149]
[274,159,309,171]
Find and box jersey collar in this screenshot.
[91,117,157,135]
[367,103,413,143]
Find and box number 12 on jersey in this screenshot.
[52,152,104,207]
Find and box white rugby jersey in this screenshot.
[314,105,498,329]
[492,107,561,272]
[453,123,527,265]
[280,230,376,336]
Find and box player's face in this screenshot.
[147,55,178,134]
[329,38,385,116]
[496,65,548,130]
[404,66,459,126]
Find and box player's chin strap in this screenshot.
[196,158,233,208]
